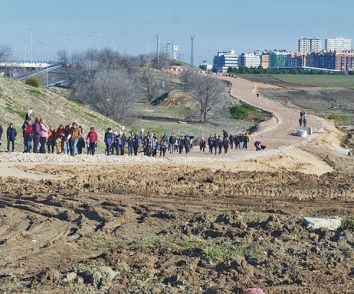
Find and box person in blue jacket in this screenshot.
[6,123,17,152]
[104,127,115,155]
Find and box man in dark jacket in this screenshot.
[132,133,140,156]
[0,123,3,146]
[7,123,17,152]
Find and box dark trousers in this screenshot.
[33,136,40,153]
[106,144,112,155]
[89,142,96,155]
[47,144,54,153]
[39,137,47,153]
[7,140,15,152]
[133,147,138,156]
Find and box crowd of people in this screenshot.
[0,111,265,156]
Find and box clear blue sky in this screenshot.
[1,0,353,64]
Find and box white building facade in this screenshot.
[213,50,238,72]
[239,53,261,68]
[325,37,352,52]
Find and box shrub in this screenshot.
[230,104,257,120]
[25,77,40,88]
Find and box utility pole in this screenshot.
[190,35,195,66]
[29,29,33,63]
[156,33,160,67]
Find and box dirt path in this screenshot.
[220,76,324,148]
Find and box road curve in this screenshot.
[220,76,323,148]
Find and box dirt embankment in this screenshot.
[0,164,353,293]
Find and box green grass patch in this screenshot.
[340,215,354,231]
[240,74,354,88]
[230,104,258,120]
[27,87,44,97]
[327,113,352,124]
[25,77,40,88]
[5,102,27,119]
[132,236,258,263]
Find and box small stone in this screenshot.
[64,272,77,282]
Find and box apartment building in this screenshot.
[238,53,261,68]
[325,37,352,52]
[213,50,238,72]
[298,37,321,53]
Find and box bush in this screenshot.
[230,104,257,120]
[25,77,40,88]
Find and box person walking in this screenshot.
[22,120,33,153]
[152,136,159,157]
[229,134,234,149]
[207,135,213,153]
[6,123,17,152]
[39,117,49,154]
[104,128,115,155]
[169,134,174,153]
[32,117,41,153]
[0,123,3,148]
[132,133,140,156]
[47,127,56,153]
[62,124,72,155]
[70,122,81,156]
[178,136,184,154]
[200,137,206,152]
[86,127,98,155]
[224,137,230,154]
[55,125,65,154]
[244,133,250,149]
[119,132,126,156]
[127,135,133,156]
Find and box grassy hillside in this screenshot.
[240,74,354,88]
[0,77,121,150]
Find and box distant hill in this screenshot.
[0,77,121,150]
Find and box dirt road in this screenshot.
[220,76,323,148]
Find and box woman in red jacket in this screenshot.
[86,127,98,155]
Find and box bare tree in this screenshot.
[0,44,11,61]
[182,71,227,123]
[93,69,138,123]
[140,70,172,102]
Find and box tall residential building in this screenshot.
[212,50,238,72]
[238,53,261,68]
[298,37,321,53]
[325,37,352,52]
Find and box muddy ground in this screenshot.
[0,149,353,293]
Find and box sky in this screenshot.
[1,0,353,64]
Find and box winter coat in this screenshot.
[120,134,126,146]
[132,135,139,148]
[71,127,82,140]
[39,123,49,138]
[104,131,115,145]
[86,131,98,143]
[56,128,65,139]
[7,127,17,141]
[33,122,41,138]
[23,123,33,138]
